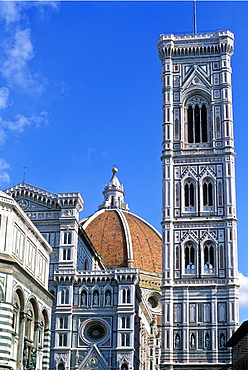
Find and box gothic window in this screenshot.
[127,289,131,303]
[62,248,71,260]
[63,232,72,244]
[185,243,195,273]
[59,317,68,329]
[202,179,213,208]
[174,304,182,323]
[204,243,215,273]
[190,304,196,322]
[122,289,126,303]
[121,333,130,347]
[25,302,35,341]
[84,258,89,270]
[218,303,226,322]
[204,304,211,322]
[184,180,195,209]
[58,364,65,370]
[61,288,69,304]
[187,98,208,143]
[121,364,128,370]
[58,333,67,346]
[122,288,131,304]
[121,316,130,329]
[81,290,87,306]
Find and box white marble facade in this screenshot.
[157,31,239,369]
[0,191,52,370]
[5,178,162,370]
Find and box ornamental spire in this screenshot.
[98,167,129,211]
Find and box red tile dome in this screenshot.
[80,209,162,273]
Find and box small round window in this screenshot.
[148,296,158,308]
[81,319,109,344]
[147,292,161,312]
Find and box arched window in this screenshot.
[185,243,195,273]
[25,302,35,340]
[63,248,71,260]
[121,316,130,329]
[127,289,131,303]
[187,97,208,144]
[122,289,126,303]
[122,288,131,304]
[121,364,128,370]
[202,179,213,208]
[204,242,214,273]
[58,364,65,370]
[61,288,69,304]
[184,180,195,209]
[84,258,89,270]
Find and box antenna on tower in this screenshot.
[193,0,197,35]
[22,167,27,183]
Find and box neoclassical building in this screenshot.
[5,168,162,370]
[157,30,239,369]
[0,191,52,370]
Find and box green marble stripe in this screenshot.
[0,313,12,319]
[0,329,13,335]
[0,342,11,348]
[0,307,13,313]
[0,335,11,340]
[0,356,10,361]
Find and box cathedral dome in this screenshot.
[80,169,162,273]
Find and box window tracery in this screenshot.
[186,96,208,144]
[184,243,195,273]
[204,242,215,273]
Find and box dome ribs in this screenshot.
[84,210,128,268]
[123,213,162,273]
[83,209,162,274]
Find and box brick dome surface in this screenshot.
[81,209,162,273]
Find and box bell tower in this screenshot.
[158,31,239,369]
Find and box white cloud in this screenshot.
[86,147,96,162]
[0,126,7,146]
[0,158,10,171]
[0,111,49,135]
[0,158,10,187]
[1,28,44,91]
[239,272,248,307]
[0,87,10,109]
[0,2,21,25]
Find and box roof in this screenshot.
[227,321,248,347]
[81,208,162,273]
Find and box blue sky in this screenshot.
[0,0,248,322]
